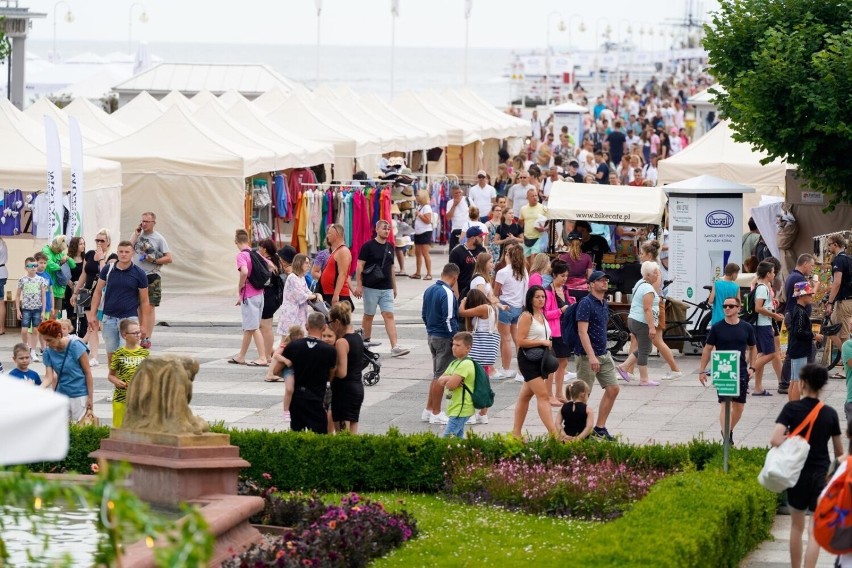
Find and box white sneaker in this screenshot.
[565,371,578,380]
[421,408,431,422]
[513,373,524,382]
[106,389,113,402]
[663,370,683,380]
[466,415,477,425]
[429,412,449,425]
[390,346,410,357]
[31,349,40,362]
[492,368,507,379]
[283,410,291,422]
[477,414,489,424]
[502,369,517,379]
[89,358,99,367]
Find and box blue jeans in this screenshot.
[790,357,808,383]
[443,415,469,438]
[103,315,138,354]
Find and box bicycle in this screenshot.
[814,313,844,372]
[660,282,713,355]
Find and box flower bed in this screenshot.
[224,492,417,568]
[446,450,668,520]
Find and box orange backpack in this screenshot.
[814,456,852,555]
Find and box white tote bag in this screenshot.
[758,401,824,493]
[469,306,499,366]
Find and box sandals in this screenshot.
[751,390,773,396]
[409,274,422,279]
[227,358,245,365]
[423,275,433,280]
[263,376,282,382]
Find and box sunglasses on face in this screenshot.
[723,304,739,309]
[26,263,37,268]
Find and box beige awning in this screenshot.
[546,182,667,225]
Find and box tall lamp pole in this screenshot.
[128,3,148,54]
[390,0,399,98]
[314,0,322,86]
[52,1,74,63]
[544,12,565,106]
[463,0,472,86]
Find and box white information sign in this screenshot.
[668,196,744,302]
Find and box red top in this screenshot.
[319,245,350,297]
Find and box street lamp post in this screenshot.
[390,0,398,98]
[463,0,472,86]
[128,3,148,54]
[544,12,565,107]
[52,1,74,63]
[314,0,322,86]
[595,18,611,92]
[617,20,632,86]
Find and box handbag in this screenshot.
[470,307,500,366]
[361,244,390,289]
[75,287,93,310]
[78,409,100,427]
[521,316,560,376]
[758,401,824,493]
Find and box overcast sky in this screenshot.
[25,0,721,50]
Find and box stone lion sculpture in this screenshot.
[122,355,209,435]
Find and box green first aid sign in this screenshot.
[712,351,741,397]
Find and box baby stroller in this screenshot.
[309,298,381,386]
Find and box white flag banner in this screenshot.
[68,117,84,238]
[43,116,63,242]
[391,0,399,17]
[464,0,472,18]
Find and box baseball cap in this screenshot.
[568,160,580,168]
[588,270,610,283]
[477,170,487,178]
[466,226,485,238]
[565,232,581,241]
[792,281,815,298]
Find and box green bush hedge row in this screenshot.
[570,459,776,567]
[28,426,764,493]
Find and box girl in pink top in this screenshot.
[544,260,575,404]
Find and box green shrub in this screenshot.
[568,460,776,567]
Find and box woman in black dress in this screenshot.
[327,302,365,434]
[257,238,284,364]
[70,228,116,367]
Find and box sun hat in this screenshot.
[792,281,815,298]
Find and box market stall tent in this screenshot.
[159,90,198,113]
[218,89,249,108]
[226,99,334,167]
[546,182,667,225]
[89,105,276,296]
[64,97,133,141]
[657,119,786,220]
[359,92,448,150]
[112,91,165,131]
[190,90,221,108]
[23,97,110,146]
[0,98,123,283]
[391,91,478,146]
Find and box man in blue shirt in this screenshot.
[88,241,149,367]
[421,263,460,425]
[576,271,620,440]
[779,254,815,393]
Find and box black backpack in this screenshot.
[754,238,771,262]
[560,302,582,357]
[740,283,766,325]
[246,249,272,289]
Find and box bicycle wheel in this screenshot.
[816,339,842,372]
[607,312,630,362]
[690,312,712,349]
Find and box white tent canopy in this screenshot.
[0,375,69,465]
[64,97,133,141]
[24,97,110,146]
[218,89,248,108]
[190,90,221,107]
[547,182,667,225]
[391,91,479,146]
[419,89,502,140]
[657,119,786,218]
[360,93,448,149]
[159,90,198,113]
[89,105,279,295]
[226,99,334,167]
[441,88,529,139]
[112,91,165,131]
[252,84,292,113]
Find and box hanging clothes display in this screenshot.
[273,174,288,219]
[0,189,25,236]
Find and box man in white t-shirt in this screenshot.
[643,155,659,186]
[507,172,535,221]
[468,170,496,223]
[446,184,470,250]
[541,165,560,204]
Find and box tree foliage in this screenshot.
[703,0,852,208]
[0,18,10,61]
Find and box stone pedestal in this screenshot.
[90,429,250,507]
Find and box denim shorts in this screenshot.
[498,305,523,325]
[362,287,394,316]
[443,415,469,438]
[103,315,138,354]
[21,309,42,328]
[790,357,808,382]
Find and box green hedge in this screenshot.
[28,426,735,491]
[570,459,776,567]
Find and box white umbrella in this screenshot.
[0,375,69,465]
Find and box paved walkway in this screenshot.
[7,249,846,564]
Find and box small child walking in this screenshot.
[34,252,54,358]
[266,324,304,424]
[787,281,823,402]
[8,343,38,385]
[560,380,595,441]
[108,319,150,428]
[16,256,47,362]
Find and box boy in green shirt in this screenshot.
[108,319,150,427]
[436,332,476,438]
